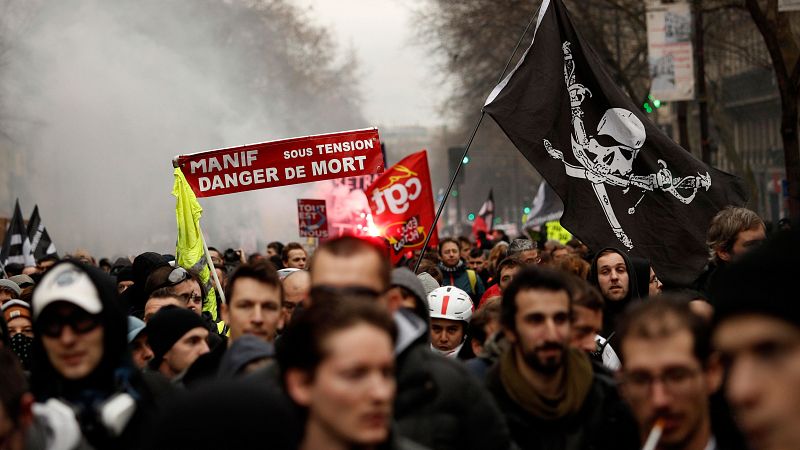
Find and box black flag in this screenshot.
[25,205,57,261]
[26,205,42,250]
[34,227,58,261]
[526,182,564,228]
[1,200,35,268]
[483,0,747,286]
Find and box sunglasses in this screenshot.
[167,267,190,285]
[38,308,102,338]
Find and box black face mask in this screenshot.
[10,333,33,371]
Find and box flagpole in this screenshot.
[413,3,542,274]
[199,224,226,306]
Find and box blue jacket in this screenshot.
[438,260,485,303]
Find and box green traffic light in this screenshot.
[523,207,531,214]
[653,99,662,108]
[462,156,470,164]
[644,103,653,113]
[451,190,458,197]
[467,213,475,221]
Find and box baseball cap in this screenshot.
[2,299,32,323]
[127,316,147,343]
[33,262,103,318]
[8,275,34,289]
[0,279,21,297]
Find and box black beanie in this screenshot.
[712,230,800,328]
[132,252,168,286]
[146,306,207,370]
[115,266,135,284]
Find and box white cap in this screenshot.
[33,263,103,318]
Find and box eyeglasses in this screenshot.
[168,267,190,285]
[621,366,701,398]
[38,309,102,338]
[179,292,203,305]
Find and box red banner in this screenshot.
[297,199,329,238]
[366,150,438,264]
[174,128,384,197]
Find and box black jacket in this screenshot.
[393,310,511,450]
[30,261,176,450]
[486,360,639,450]
[692,261,725,306]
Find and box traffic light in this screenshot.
[643,94,664,114]
[462,155,470,164]
[467,213,475,221]
[523,206,531,215]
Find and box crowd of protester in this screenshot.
[0,205,797,450]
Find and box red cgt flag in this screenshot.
[366,150,438,264]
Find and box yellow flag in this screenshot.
[545,220,573,245]
[173,167,218,320]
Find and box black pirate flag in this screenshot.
[483,0,747,286]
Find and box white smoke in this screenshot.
[0,0,366,259]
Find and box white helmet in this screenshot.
[428,286,473,322]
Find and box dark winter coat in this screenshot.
[692,260,725,306]
[393,309,511,450]
[486,360,639,450]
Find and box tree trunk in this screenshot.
[745,0,800,224]
[779,86,800,225]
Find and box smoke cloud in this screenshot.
[0,0,366,259]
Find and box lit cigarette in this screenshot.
[642,418,664,450]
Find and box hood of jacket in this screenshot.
[31,261,130,401]
[588,247,642,303]
[629,256,652,299]
[588,247,644,337]
[217,335,274,379]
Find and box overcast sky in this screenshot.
[297,0,447,128]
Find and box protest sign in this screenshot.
[174,128,384,197]
[297,199,329,238]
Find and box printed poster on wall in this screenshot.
[646,2,695,101]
